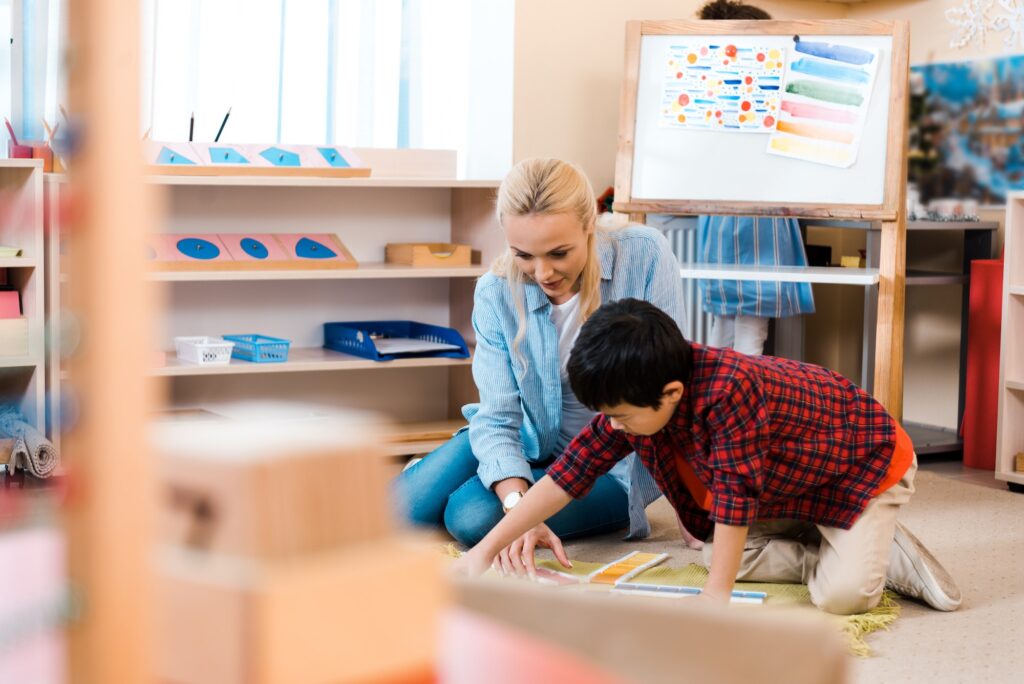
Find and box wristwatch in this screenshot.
[501,489,527,513]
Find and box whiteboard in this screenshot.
[631,34,893,206]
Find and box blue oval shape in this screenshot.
[295,237,337,259]
[240,237,269,259]
[176,237,220,260]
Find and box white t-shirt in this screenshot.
[549,294,597,453]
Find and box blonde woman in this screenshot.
[395,158,687,568]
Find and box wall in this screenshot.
[513,0,847,190]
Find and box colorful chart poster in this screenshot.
[766,39,881,168]
[659,43,785,131]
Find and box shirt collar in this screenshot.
[523,233,615,312]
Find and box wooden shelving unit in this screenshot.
[0,159,45,435]
[43,152,505,455]
[996,192,1024,492]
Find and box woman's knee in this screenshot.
[444,480,502,546]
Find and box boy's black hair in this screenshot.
[568,298,693,410]
[699,0,772,20]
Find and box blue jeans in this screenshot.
[392,429,630,546]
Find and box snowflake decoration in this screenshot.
[993,0,1024,47]
[945,0,994,48]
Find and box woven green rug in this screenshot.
[534,558,900,657]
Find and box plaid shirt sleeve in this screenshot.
[547,414,633,499]
[704,376,769,527]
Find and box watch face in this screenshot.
[503,491,524,510]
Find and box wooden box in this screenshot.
[155,539,445,684]
[155,416,393,559]
[385,242,472,268]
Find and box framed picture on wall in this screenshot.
[910,54,1024,207]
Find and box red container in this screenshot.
[961,258,1003,470]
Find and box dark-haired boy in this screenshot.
[454,299,961,615]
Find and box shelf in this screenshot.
[1006,380,1024,392]
[0,356,42,369]
[381,419,466,457]
[152,347,473,377]
[996,471,1024,486]
[0,257,37,268]
[679,263,879,285]
[903,421,962,456]
[810,219,999,232]
[1010,286,1024,296]
[144,175,501,189]
[905,270,967,286]
[148,263,489,282]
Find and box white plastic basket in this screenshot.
[174,336,235,366]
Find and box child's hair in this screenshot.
[492,158,602,361]
[568,298,694,410]
[698,0,772,20]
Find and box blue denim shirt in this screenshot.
[462,225,686,538]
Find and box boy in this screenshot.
[455,299,961,615]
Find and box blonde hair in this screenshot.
[492,158,604,363]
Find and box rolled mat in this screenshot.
[0,407,60,478]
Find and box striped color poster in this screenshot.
[766,39,881,168]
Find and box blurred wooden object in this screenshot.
[153,415,444,683]
[156,539,443,684]
[447,577,848,684]
[65,0,161,682]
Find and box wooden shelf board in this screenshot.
[0,257,38,268]
[144,175,501,189]
[1010,285,1024,296]
[905,270,966,286]
[679,263,879,285]
[1005,380,1024,392]
[149,263,488,282]
[153,347,472,377]
[903,421,962,455]
[0,356,43,369]
[996,471,1024,486]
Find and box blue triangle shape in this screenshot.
[260,147,301,166]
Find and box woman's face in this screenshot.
[503,212,591,305]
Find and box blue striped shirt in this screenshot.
[462,225,684,538]
[697,216,815,318]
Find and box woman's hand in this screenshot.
[492,523,571,579]
[450,546,495,578]
[675,512,705,550]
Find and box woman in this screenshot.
[394,158,687,567]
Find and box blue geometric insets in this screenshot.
[259,147,301,166]
[209,147,250,164]
[157,146,196,165]
[295,237,337,259]
[318,147,351,168]
[176,237,221,260]
[240,237,269,260]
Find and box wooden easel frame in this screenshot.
[614,20,911,418]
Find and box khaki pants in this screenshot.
[702,455,918,615]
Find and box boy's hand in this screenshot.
[493,523,571,580]
[450,546,495,578]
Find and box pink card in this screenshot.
[0,290,21,318]
[218,234,289,262]
[148,235,182,262]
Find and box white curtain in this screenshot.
[140,0,513,178]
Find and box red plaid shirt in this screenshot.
[548,344,899,540]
